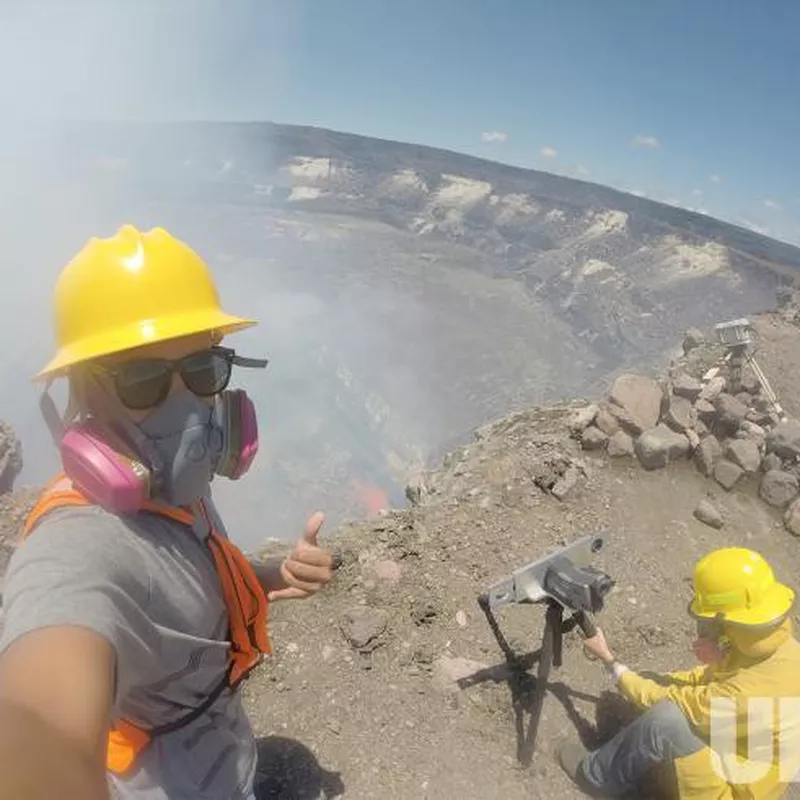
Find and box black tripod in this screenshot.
[478,595,598,767]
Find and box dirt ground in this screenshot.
[245,329,800,800]
[2,310,800,799]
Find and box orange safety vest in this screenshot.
[19,472,271,776]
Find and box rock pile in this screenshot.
[568,342,800,537]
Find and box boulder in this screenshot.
[0,421,22,495]
[634,424,690,470]
[682,327,705,354]
[694,499,724,529]
[759,470,799,508]
[752,396,771,414]
[765,421,800,461]
[607,430,634,458]
[725,439,761,473]
[713,393,749,435]
[784,499,800,537]
[609,374,663,436]
[746,409,773,427]
[671,373,703,402]
[737,421,767,447]
[663,395,697,433]
[580,426,608,451]
[740,374,761,395]
[698,376,726,403]
[694,435,722,477]
[694,399,718,426]
[761,453,783,473]
[714,460,744,491]
[594,404,621,437]
[568,404,599,434]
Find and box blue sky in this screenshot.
[2,0,798,244]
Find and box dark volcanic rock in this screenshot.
[766,421,800,461]
[714,460,744,490]
[694,435,722,476]
[671,373,703,402]
[759,470,799,508]
[634,425,690,470]
[609,375,663,436]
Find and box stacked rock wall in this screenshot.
[570,329,800,537]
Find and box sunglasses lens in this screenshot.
[114,361,172,410]
[180,350,231,396]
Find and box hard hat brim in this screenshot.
[690,582,795,627]
[34,309,257,381]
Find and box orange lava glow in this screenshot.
[350,478,390,516]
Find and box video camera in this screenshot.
[477,535,615,764]
[479,534,613,632]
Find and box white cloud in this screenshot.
[629,188,647,198]
[709,174,722,184]
[691,188,703,197]
[481,131,507,143]
[763,198,782,211]
[630,134,660,150]
[576,164,590,176]
[540,146,558,158]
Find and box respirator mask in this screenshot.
[41,346,268,512]
[692,616,730,665]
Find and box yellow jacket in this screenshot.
[617,618,800,799]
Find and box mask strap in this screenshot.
[39,380,65,448]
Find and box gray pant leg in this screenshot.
[581,700,706,795]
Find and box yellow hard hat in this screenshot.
[689,547,795,626]
[36,225,256,380]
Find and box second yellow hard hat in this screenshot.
[690,547,794,626]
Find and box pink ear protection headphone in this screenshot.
[41,373,264,515]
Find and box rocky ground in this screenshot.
[3,298,800,798]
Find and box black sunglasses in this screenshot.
[98,346,268,410]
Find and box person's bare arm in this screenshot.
[0,626,115,800]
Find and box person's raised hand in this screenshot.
[268,512,335,601]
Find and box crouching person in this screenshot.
[558,547,800,799]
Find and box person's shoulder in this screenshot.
[9,503,150,582]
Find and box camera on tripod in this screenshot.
[477,534,615,764]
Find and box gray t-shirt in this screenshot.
[0,498,259,800]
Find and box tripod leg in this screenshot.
[551,603,564,669]
[519,605,558,766]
